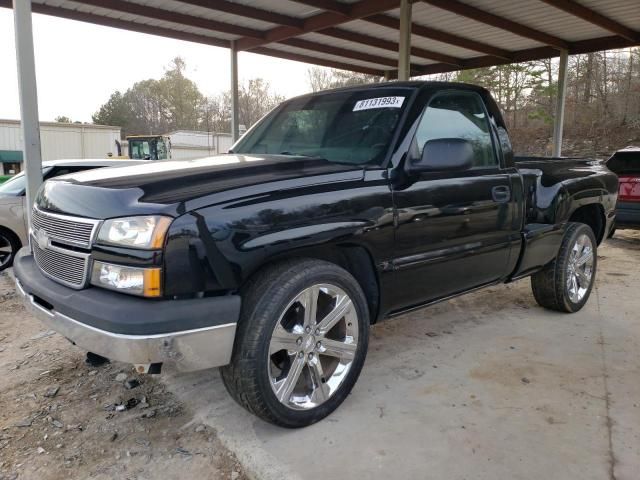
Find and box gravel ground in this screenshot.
[0,272,247,480]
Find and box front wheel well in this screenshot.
[568,204,606,245]
[246,245,381,323]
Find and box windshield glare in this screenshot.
[0,167,52,195]
[234,89,412,166]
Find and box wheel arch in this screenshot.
[243,243,381,324]
[568,203,606,245]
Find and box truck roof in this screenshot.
[293,81,491,99]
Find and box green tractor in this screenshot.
[126,135,171,160]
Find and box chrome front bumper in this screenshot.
[15,278,237,372]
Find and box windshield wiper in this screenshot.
[278,151,360,167]
[280,151,328,160]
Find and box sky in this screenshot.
[0,9,315,123]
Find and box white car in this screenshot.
[0,159,148,271]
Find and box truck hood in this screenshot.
[36,154,364,219]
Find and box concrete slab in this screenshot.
[164,231,640,480]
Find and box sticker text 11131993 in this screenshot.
[353,96,405,111]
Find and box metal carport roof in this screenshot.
[3,0,640,223]
[2,0,639,77]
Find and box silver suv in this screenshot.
[0,159,147,271]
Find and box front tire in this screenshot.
[531,223,597,313]
[0,229,20,272]
[220,259,369,428]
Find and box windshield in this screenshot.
[0,167,53,196]
[233,88,413,166]
[129,138,168,160]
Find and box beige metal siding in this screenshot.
[0,120,121,161]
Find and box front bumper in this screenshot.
[13,248,240,372]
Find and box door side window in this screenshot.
[414,92,497,169]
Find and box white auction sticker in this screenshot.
[353,96,405,111]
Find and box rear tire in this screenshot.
[220,259,369,428]
[531,223,597,313]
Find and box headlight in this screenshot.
[97,215,171,249]
[91,261,161,297]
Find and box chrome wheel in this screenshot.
[268,283,359,411]
[0,232,14,269]
[566,233,594,303]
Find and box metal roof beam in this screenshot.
[70,0,264,39]
[0,0,230,48]
[364,14,512,60]
[294,0,352,16]
[296,0,515,60]
[319,27,462,66]
[421,0,570,50]
[538,0,640,42]
[408,34,637,77]
[252,47,385,76]
[0,0,385,76]
[237,0,401,50]
[53,0,408,71]
[174,0,304,30]
[280,37,402,67]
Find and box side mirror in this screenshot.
[406,138,474,173]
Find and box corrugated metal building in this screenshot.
[0,119,121,174]
[169,130,235,160]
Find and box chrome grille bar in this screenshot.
[32,236,90,289]
[32,207,100,249]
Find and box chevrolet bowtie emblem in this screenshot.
[36,228,50,250]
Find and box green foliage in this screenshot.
[449,49,640,155]
[92,57,205,136]
[54,116,72,123]
[92,90,135,131]
[93,57,283,137]
[157,57,205,131]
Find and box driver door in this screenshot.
[391,90,519,310]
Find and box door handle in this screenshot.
[491,185,511,203]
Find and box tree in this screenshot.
[236,78,285,127]
[92,91,133,131]
[92,57,205,136]
[307,67,380,91]
[202,78,285,132]
[201,95,229,134]
[122,79,166,134]
[157,57,205,131]
[54,116,72,123]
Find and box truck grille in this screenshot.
[32,237,89,288]
[30,207,99,289]
[32,207,99,249]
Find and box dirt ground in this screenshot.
[0,272,247,480]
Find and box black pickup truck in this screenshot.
[14,82,617,428]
